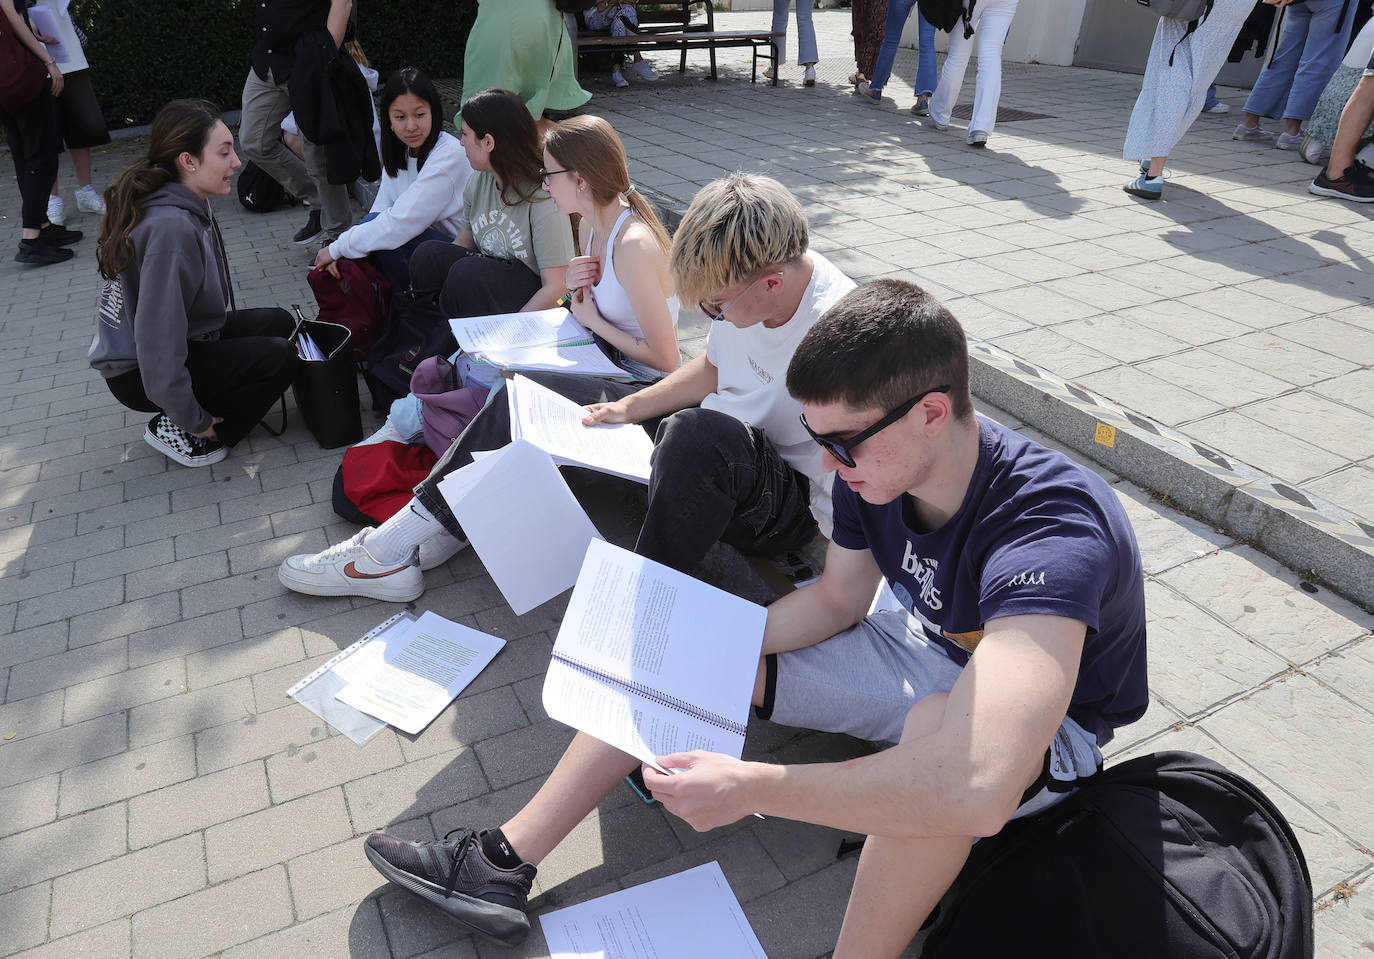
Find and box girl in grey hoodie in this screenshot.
[89,99,298,467]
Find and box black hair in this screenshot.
[379,67,443,178]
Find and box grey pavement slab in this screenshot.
[2,9,1373,957]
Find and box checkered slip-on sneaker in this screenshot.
[143,413,227,468]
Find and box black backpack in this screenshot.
[363,290,457,411]
[921,751,1313,959]
[918,0,977,38]
[236,161,296,213]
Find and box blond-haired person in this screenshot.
[279,170,854,615]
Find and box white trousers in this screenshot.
[929,0,1021,135]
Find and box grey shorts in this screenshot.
[767,609,1103,820]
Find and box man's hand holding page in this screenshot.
[582,397,634,426]
[645,751,773,832]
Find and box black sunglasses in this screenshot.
[800,386,950,468]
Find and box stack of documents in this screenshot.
[452,308,633,380]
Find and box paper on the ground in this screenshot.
[541,861,767,959]
[507,374,653,483]
[451,307,588,352]
[333,611,505,734]
[436,439,602,615]
[473,341,632,380]
[543,540,767,772]
[287,614,416,745]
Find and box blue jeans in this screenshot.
[1203,83,1220,110]
[1243,0,1359,122]
[772,0,818,65]
[868,1,937,96]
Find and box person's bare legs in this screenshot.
[499,732,639,864]
[832,693,974,959]
[1326,74,1374,178]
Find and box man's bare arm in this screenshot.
[761,541,883,655]
[327,0,352,47]
[582,353,719,426]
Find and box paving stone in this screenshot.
[172,513,273,561]
[130,865,294,959]
[7,636,127,701]
[1137,348,1283,408]
[0,689,63,743]
[124,550,229,601]
[0,621,67,670]
[1201,674,1374,851]
[1110,482,1233,574]
[194,703,328,774]
[205,788,354,883]
[0,712,128,790]
[180,567,293,620]
[59,734,196,816]
[0,774,58,840]
[68,591,182,649]
[622,828,788,904]
[473,718,576,792]
[286,836,390,921]
[1303,463,1374,525]
[238,590,358,639]
[0,563,72,606]
[1187,410,1345,486]
[50,833,206,938]
[1159,547,1373,665]
[126,608,244,668]
[129,761,270,848]
[71,538,174,587]
[0,804,126,890]
[64,658,187,724]
[185,626,306,689]
[218,901,391,959]
[18,528,123,575]
[266,727,406,804]
[378,885,480,959]
[1314,881,1374,959]
[0,881,51,957]
[122,503,220,547]
[744,858,856,959]
[10,920,132,959]
[14,574,125,630]
[398,686,531,764]
[127,677,255,748]
[346,746,490,833]
[74,492,169,537]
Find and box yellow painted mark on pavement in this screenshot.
[1094,422,1116,448]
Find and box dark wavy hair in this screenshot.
[96,99,221,281]
[459,88,542,206]
[379,67,443,178]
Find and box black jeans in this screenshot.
[411,370,817,573]
[0,82,61,231]
[104,308,298,447]
[408,241,542,318]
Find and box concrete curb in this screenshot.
[968,335,1374,612]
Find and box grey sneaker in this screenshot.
[1233,122,1273,141]
[966,130,989,148]
[144,413,227,468]
[1275,131,1304,151]
[364,830,536,945]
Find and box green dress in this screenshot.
[460,0,592,121]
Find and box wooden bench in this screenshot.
[572,1,782,85]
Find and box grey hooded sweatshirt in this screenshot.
[88,182,234,436]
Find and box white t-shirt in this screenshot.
[701,250,855,537]
[329,132,472,261]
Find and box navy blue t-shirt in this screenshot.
[831,419,1148,745]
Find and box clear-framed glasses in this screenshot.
[698,271,783,323]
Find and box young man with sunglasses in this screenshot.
[356,280,1147,955]
[279,171,854,599]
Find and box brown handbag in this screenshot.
[0,13,47,111]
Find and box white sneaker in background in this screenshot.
[355,418,410,447]
[803,64,816,86]
[612,67,629,88]
[75,185,106,214]
[47,194,66,226]
[628,59,657,82]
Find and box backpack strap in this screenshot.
[1168,0,1215,66]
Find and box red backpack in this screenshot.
[308,259,391,361]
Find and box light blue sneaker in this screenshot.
[1233,122,1273,142]
[1123,173,1163,200]
[1139,158,1151,175]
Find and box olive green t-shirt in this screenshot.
[460,171,575,277]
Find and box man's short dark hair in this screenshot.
[786,279,974,420]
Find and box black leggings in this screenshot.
[0,82,61,231]
[104,308,298,447]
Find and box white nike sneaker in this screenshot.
[278,528,423,602]
[418,529,469,571]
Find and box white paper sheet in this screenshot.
[451,308,588,352]
[27,5,86,72]
[543,541,766,772]
[541,861,767,959]
[333,611,505,734]
[437,440,602,615]
[507,374,654,484]
[473,342,632,380]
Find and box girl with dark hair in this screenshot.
[88,99,297,468]
[408,88,574,330]
[313,66,472,294]
[542,115,679,379]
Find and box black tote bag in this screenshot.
[293,317,363,449]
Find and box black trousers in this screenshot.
[0,82,61,231]
[411,371,817,574]
[408,241,542,318]
[104,308,298,447]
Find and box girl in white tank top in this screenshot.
[540,116,679,380]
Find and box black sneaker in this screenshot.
[143,413,227,467]
[37,223,83,245]
[292,209,322,244]
[15,241,74,266]
[1309,164,1374,203]
[364,829,536,945]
